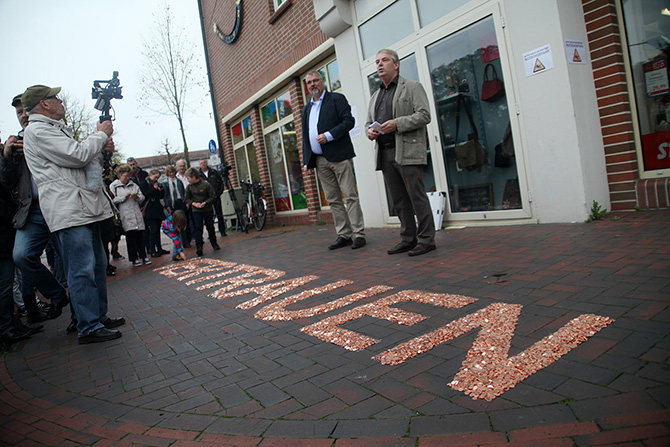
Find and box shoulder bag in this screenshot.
[453,95,487,171]
[481,63,505,102]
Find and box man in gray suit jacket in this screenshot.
[366,49,436,257]
[302,71,365,250]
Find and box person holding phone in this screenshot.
[110,164,151,266]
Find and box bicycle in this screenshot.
[221,164,249,233]
[240,180,267,231]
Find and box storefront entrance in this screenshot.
[359,1,531,224]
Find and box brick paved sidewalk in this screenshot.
[1,211,669,446]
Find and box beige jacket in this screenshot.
[110,179,145,232]
[366,75,431,170]
[23,114,113,232]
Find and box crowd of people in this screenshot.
[0,47,435,348]
[0,85,228,347]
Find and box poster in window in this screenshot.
[642,131,670,170]
[644,59,669,97]
[271,132,283,164]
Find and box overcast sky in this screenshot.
[0,0,216,161]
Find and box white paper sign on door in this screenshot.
[565,40,588,64]
[523,44,554,77]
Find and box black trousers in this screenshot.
[380,146,435,245]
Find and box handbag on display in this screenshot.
[501,122,514,158]
[454,95,487,171]
[502,177,522,209]
[481,63,505,102]
[494,143,512,168]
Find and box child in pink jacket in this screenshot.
[161,210,188,261]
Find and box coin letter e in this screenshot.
[301,291,476,351]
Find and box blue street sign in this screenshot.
[208,139,217,154]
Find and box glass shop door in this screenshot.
[420,7,531,221]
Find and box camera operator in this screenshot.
[0,94,69,324]
[198,159,227,237]
[21,85,125,344]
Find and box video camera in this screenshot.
[92,71,123,122]
[91,71,123,176]
[221,160,232,177]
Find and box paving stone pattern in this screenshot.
[1,211,669,445]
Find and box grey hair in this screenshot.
[377,48,399,63]
[305,70,323,80]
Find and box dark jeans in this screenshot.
[145,219,162,254]
[13,203,68,310]
[192,210,217,250]
[53,222,108,337]
[0,258,14,336]
[125,230,147,262]
[212,196,226,235]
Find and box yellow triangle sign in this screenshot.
[533,58,546,73]
[573,48,582,63]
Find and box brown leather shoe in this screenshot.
[408,243,436,257]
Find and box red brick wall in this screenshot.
[199,0,328,119]
[582,0,638,211]
[199,0,328,226]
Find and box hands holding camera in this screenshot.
[2,134,23,158]
[97,120,115,154]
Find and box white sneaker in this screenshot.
[132,260,142,267]
[143,258,152,265]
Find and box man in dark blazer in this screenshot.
[302,71,365,250]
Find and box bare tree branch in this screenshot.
[138,3,207,165]
[157,138,176,166]
[61,93,96,142]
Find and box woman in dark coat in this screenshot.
[141,169,168,257]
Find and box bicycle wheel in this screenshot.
[244,202,253,232]
[236,206,249,233]
[253,198,267,231]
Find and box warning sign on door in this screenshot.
[565,40,588,64]
[523,44,554,77]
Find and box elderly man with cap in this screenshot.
[0,94,69,324]
[21,85,125,344]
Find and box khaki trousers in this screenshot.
[315,156,365,239]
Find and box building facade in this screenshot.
[197,0,669,229]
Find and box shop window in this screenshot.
[327,60,341,91]
[359,0,414,60]
[426,16,520,212]
[262,92,306,212]
[354,0,388,21]
[232,115,260,184]
[621,0,670,173]
[416,0,469,27]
